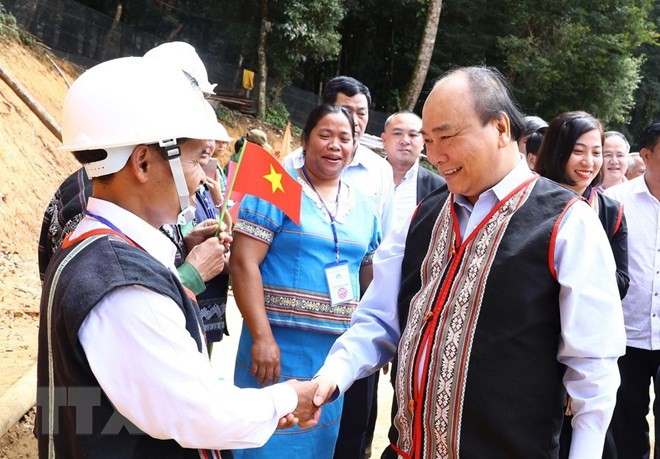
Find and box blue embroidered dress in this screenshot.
[232,171,381,459]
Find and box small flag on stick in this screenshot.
[220,141,302,226]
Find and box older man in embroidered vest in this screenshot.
[312,66,625,459]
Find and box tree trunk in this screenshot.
[402,0,443,111]
[0,62,62,141]
[100,3,122,61]
[257,0,269,118]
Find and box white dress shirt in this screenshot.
[76,198,297,450]
[391,159,419,225]
[606,175,660,350]
[283,144,395,236]
[316,158,626,459]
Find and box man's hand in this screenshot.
[184,219,232,252]
[312,375,337,408]
[184,237,225,282]
[277,413,298,430]
[278,380,322,429]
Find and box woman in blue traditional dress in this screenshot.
[230,104,381,459]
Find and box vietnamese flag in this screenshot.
[229,141,302,225]
[226,160,245,222]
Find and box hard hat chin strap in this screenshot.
[159,139,196,225]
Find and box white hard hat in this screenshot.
[60,56,221,225]
[213,122,233,142]
[59,56,219,175]
[144,41,217,95]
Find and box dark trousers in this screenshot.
[380,357,401,459]
[365,371,379,456]
[610,346,660,458]
[334,373,378,459]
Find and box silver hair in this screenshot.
[604,131,631,153]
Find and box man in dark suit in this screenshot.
[383,110,445,223]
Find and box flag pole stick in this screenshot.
[216,141,248,236]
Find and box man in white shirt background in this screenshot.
[626,151,646,180]
[283,76,395,237]
[606,122,660,458]
[382,110,445,224]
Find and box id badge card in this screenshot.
[324,260,355,306]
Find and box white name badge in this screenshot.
[324,260,355,306]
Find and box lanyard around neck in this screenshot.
[84,210,124,234]
[301,166,342,262]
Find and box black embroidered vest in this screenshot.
[394,177,578,459]
[37,233,204,459]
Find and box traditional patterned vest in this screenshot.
[393,177,580,459]
[37,231,206,459]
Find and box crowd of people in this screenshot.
[35,40,660,459]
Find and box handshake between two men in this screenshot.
[278,377,339,429]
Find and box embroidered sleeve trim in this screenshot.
[234,220,274,244]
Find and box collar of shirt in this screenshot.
[385,157,419,189]
[74,197,178,271]
[400,159,419,186]
[632,174,658,200]
[348,144,379,170]
[453,155,533,238]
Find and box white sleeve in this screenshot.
[554,201,626,459]
[315,215,409,393]
[79,285,297,450]
[282,148,304,170]
[379,179,396,238]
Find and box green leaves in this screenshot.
[496,0,656,126]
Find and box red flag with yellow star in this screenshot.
[229,141,302,225]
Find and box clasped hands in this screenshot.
[250,340,339,430]
[277,376,338,430]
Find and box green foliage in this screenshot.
[419,156,437,172]
[214,104,243,127]
[623,1,660,147]
[267,0,344,88]
[0,3,35,47]
[263,100,291,128]
[497,0,655,126]
[32,0,657,136]
[332,0,428,111]
[274,0,342,61]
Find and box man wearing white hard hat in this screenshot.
[144,41,217,96]
[39,42,235,349]
[36,57,319,458]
